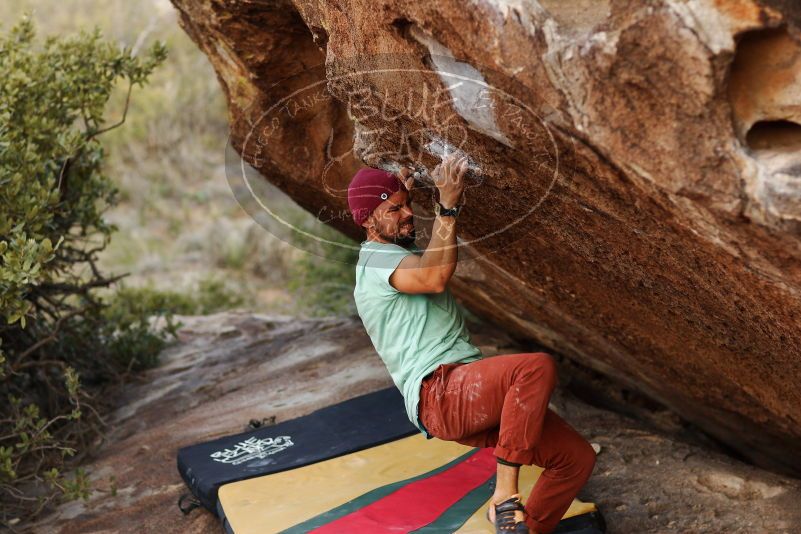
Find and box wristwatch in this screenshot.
[434,201,461,218]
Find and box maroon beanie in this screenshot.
[347,167,406,226]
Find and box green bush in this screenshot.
[0,16,168,523]
[107,278,245,320]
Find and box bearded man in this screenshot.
[348,153,597,534]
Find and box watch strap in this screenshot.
[435,201,460,217]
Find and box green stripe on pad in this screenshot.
[409,476,496,533]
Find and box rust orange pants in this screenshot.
[418,352,596,534]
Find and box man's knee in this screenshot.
[519,352,558,386]
[574,439,597,478]
[553,433,596,475]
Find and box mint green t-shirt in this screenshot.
[353,240,483,438]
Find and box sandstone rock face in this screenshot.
[169,0,801,475]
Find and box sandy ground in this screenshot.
[21,311,801,533]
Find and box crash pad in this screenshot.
[217,433,605,533]
[177,387,605,533]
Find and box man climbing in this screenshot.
[348,153,597,534]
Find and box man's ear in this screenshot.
[361,214,373,231]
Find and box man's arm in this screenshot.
[390,154,468,294]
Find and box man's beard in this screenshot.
[379,224,416,248]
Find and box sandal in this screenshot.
[485,494,530,533]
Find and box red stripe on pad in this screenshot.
[310,447,497,533]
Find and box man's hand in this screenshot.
[432,153,468,209]
[398,166,415,192]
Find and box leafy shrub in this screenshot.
[0,16,168,524]
[108,278,245,320]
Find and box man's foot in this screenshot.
[485,494,531,533]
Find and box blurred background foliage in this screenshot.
[0,0,357,526]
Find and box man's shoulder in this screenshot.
[354,241,421,303]
[357,241,418,269]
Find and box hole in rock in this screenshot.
[309,25,329,51]
[745,119,801,152]
[390,17,413,36]
[728,26,801,141]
